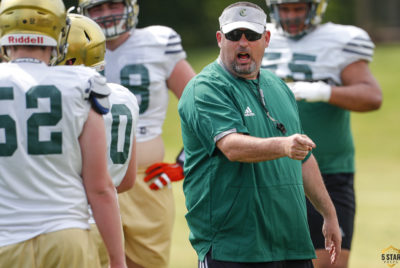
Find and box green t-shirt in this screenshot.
[297,101,354,174]
[178,61,315,262]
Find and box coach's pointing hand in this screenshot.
[284,134,315,160]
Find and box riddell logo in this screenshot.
[8,36,44,44]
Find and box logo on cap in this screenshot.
[239,9,247,17]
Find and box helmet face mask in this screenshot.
[58,14,106,72]
[0,0,70,65]
[276,3,309,37]
[79,0,139,40]
[266,0,328,39]
[55,18,71,65]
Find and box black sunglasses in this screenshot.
[224,29,263,42]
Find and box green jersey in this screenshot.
[297,101,353,174]
[178,61,315,262]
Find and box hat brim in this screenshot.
[221,21,265,34]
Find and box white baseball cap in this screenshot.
[219,5,267,34]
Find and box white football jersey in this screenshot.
[88,83,139,225]
[104,83,139,187]
[0,60,106,247]
[262,22,375,85]
[105,25,186,142]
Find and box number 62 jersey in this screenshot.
[0,62,104,247]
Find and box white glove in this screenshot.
[287,81,332,102]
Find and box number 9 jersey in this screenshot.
[104,25,186,142]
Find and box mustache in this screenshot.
[237,48,250,53]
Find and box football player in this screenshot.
[262,1,382,267]
[0,0,126,267]
[59,13,140,268]
[78,0,196,267]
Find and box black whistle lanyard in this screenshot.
[251,74,287,135]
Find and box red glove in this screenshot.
[144,163,184,190]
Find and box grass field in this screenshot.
[162,44,400,268]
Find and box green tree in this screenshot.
[65,0,357,48]
[137,0,355,48]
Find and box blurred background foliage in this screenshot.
[64,0,399,49]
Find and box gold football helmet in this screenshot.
[0,0,70,64]
[58,14,106,72]
[266,0,328,39]
[78,0,139,40]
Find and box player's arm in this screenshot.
[116,137,137,193]
[167,59,196,99]
[216,132,315,162]
[80,108,126,268]
[143,59,195,190]
[329,59,382,111]
[288,60,382,112]
[302,154,342,265]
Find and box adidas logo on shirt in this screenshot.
[244,106,255,117]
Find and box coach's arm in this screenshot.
[216,133,316,162]
[302,154,342,265]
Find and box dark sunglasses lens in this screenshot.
[225,30,242,41]
[225,29,262,41]
[244,30,262,41]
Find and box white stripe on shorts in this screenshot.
[198,255,208,268]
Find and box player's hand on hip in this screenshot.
[322,217,342,265]
[287,81,331,102]
[284,134,315,160]
[144,162,184,190]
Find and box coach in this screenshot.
[178,2,342,267]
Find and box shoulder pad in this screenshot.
[90,95,110,115]
[89,75,111,115]
[90,75,111,96]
